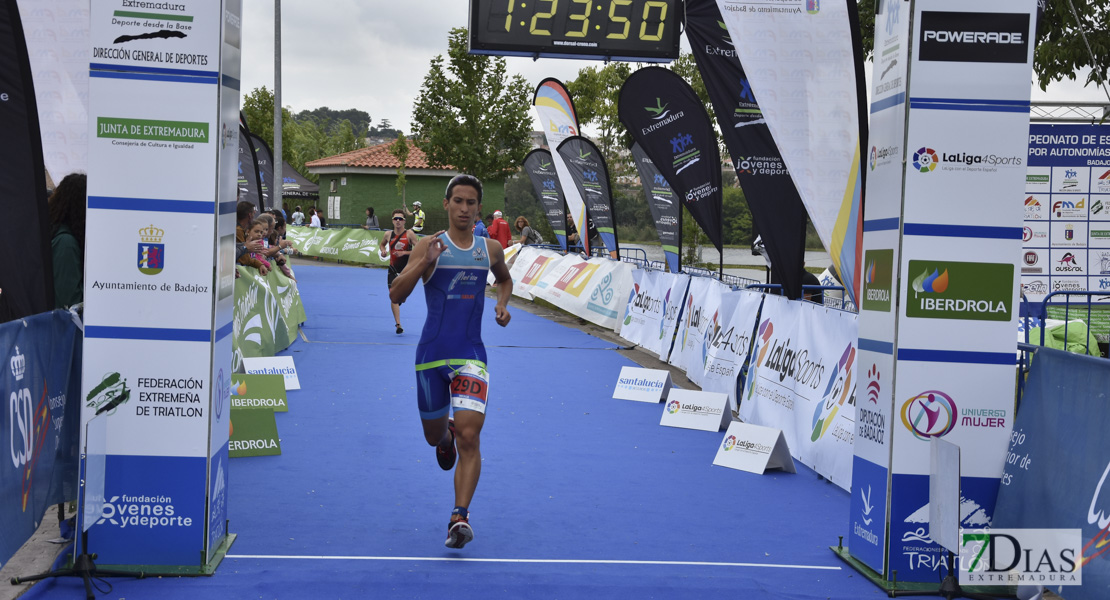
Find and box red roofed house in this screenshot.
[304,139,505,232]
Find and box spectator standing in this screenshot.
[473,213,489,238]
[47,173,87,308]
[236,201,268,274]
[514,216,543,246]
[291,205,305,225]
[404,200,426,233]
[309,207,321,228]
[364,207,379,229]
[488,210,511,249]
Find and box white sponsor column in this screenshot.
[80,0,238,571]
[850,0,1038,583]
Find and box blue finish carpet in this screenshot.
[23,265,915,599]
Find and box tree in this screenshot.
[295,107,372,138]
[242,86,296,163]
[856,0,1110,91]
[389,133,410,203]
[411,27,534,183]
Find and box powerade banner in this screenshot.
[686,0,807,299]
[557,136,619,258]
[993,348,1110,600]
[738,294,857,490]
[630,143,681,273]
[522,149,568,250]
[237,124,262,213]
[0,310,81,569]
[533,79,591,254]
[285,225,387,263]
[1022,124,1110,343]
[1,0,52,321]
[232,265,307,373]
[619,67,724,253]
[250,133,275,210]
[716,0,865,305]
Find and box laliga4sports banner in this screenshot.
[533,79,591,253]
[739,294,857,490]
[619,67,724,253]
[522,149,568,250]
[669,277,729,385]
[557,136,619,258]
[700,289,762,413]
[686,0,808,299]
[620,268,690,357]
[630,142,682,273]
[716,0,866,305]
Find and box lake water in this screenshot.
[618,243,833,278]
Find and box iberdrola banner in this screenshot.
[630,143,682,273]
[250,133,276,210]
[716,0,866,304]
[533,79,591,253]
[522,149,568,250]
[619,67,724,253]
[238,124,262,213]
[556,136,619,258]
[285,225,387,263]
[687,0,808,299]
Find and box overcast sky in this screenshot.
[239,1,1108,135]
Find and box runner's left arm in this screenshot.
[488,239,512,327]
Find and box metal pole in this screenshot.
[272,0,282,212]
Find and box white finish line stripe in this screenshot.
[226,555,840,570]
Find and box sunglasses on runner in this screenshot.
[393,216,405,221]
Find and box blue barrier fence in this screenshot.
[0,310,82,569]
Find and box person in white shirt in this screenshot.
[291,206,305,226]
[309,208,321,228]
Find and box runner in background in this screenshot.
[388,174,512,550]
[379,208,417,334]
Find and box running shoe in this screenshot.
[435,420,456,470]
[396,324,403,334]
[445,518,474,549]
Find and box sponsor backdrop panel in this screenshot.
[738,295,802,447]
[87,77,218,201]
[619,268,658,351]
[89,454,207,566]
[848,455,889,574]
[84,210,216,330]
[696,290,742,396]
[1024,123,1110,343]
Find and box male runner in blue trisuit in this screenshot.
[389,174,512,549]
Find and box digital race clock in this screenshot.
[469,0,681,62]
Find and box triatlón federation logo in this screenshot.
[137,224,165,275]
[912,147,938,173]
[900,390,957,440]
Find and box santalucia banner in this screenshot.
[0,310,82,569]
[233,265,307,372]
[285,225,387,263]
